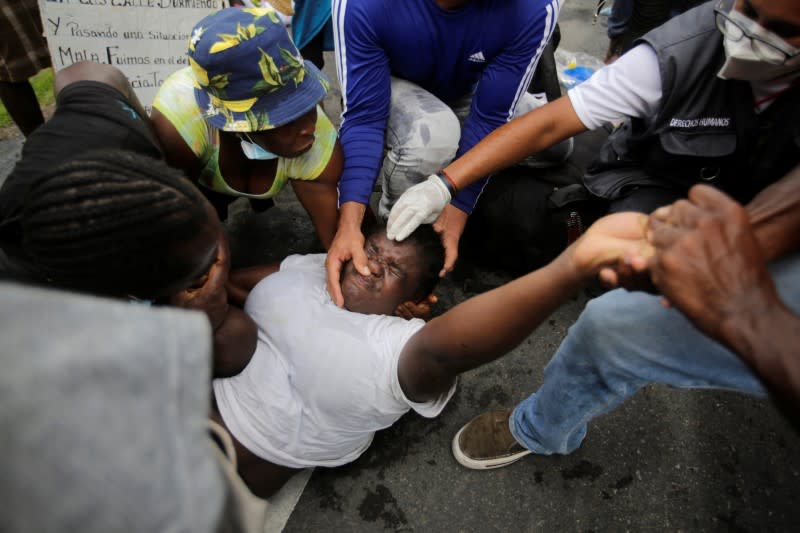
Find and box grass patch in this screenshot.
[0,68,56,129]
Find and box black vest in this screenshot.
[583,1,800,204]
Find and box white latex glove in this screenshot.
[387,174,452,241]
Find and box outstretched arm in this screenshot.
[398,212,649,402]
[291,141,344,249]
[445,96,586,189]
[387,96,587,243]
[389,43,665,243]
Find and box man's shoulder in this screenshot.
[359,313,426,352]
[251,254,326,295]
[246,254,328,316]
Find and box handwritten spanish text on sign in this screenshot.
[38,0,229,112]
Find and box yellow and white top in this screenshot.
[153,67,336,199]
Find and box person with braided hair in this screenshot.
[152,7,342,247]
[1,149,258,378]
[0,55,260,376]
[18,150,216,299]
[0,150,268,529]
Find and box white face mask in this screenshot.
[239,134,279,160]
[718,8,800,82]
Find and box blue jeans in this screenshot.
[510,252,800,455]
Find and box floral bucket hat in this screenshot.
[187,6,330,132]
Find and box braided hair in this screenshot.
[20,149,214,298]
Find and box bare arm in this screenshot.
[290,141,343,249]
[723,298,800,420]
[226,263,281,308]
[747,164,800,262]
[150,107,204,183]
[212,306,258,378]
[386,96,588,247]
[413,98,584,283]
[398,212,649,401]
[601,164,800,290]
[444,96,587,190]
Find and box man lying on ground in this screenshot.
[213,217,649,498]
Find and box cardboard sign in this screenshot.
[38,0,230,112]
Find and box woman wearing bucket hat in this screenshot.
[152,6,342,249]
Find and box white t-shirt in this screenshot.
[567,43,798,130]
[568,44,664,130]
[212,254,455,469]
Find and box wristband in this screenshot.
[435,170,458,195]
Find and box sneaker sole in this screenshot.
[451,424,532,470]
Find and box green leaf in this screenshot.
[258,48,284,87]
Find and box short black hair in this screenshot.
[20,149,212,298]
[367,223,444,300]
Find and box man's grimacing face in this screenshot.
[340,230,425,316]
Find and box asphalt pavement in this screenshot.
[1,1,799,531]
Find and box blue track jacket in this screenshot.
[333,0,561,213]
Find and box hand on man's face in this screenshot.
[432,204,468,277]
[326,226,369,307]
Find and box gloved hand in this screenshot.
[387,174,452,241]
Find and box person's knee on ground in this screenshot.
[384,109,459,177]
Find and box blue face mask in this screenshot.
[238,132,279,160]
